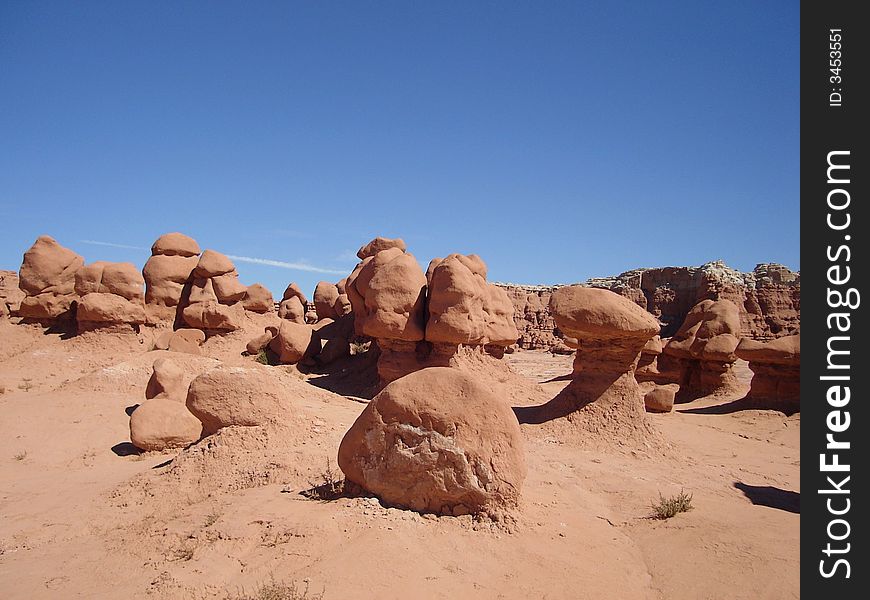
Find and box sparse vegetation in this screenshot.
[256,349,271,365]
[226,576,324,600]
[303,459,344,501]
[18,378,33,392]
[349,340,370,356]
[204,511,220,527]
[650,490,694,519]
[13,451,27,461]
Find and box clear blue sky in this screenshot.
[0,1,799,297]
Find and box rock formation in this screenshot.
[338,367,526,517]
[17,236,84,323]
[735,334,800,412]
[0,270,24,318]
[181,250,246,332]
[661,299,742,401]
[542,286,660,428]
[74,261,146,331]
[129,358,203,451]
[641,382,679,413]
[496,261,800,351]
[185,364,291,435]
[343,238,518,384]
[278,283,308,323]
[142,232,200,318]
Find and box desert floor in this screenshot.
[0,320,799,600]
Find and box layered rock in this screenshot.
[74,261,146,331]
[661,299,742,401]
[17,236,84,323]
[735,334,800,412]
[181,250,245,332]
[143,233,200,313]
[338,368,526,517]
[496,261,800,350]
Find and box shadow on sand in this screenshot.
[734,482,800,514]
[678,396,798,417]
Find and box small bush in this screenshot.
[650,489,693,519]
[13,451,27,461]
[302,459,344,501]
[226,577,324,600]
[349,340,370,356]
[256,349,271,365]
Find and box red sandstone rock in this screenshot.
[129,398,203,451]
[338,367,526,517]
[150,232,201,258]
[735,334,800,412]
[356,236,407,260]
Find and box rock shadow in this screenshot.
[111,442,140,457]
[513,372,618,424]
[734,482,800,514]
[678,396,799,417]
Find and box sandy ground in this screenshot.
[0,320,799,599]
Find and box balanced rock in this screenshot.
[243,283,274,313]
[145,358,187,402]
[356,236,407,260]
[338,368,526,517]
[194,249,235,279]
[151,232,201,257]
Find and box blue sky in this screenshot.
[0,1,799,297]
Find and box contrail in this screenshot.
[78,240,351,275]
[79,240,148,251]
[226,255,349,275]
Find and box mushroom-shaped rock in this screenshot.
[338,368,526,517]
[636,335,666,383]
[269,320,315,364]
[313,281,340,321]
[185,365,290,435]
[145,358,187,402]
[130,399,203,451]
[662,299,742,400]
[356,236,407,260]
[361,253,427,341]
[524,286,660,434]
[194,250,235,279]
[243,283,274,313]
[151,232,201,257]
[735,334,800,412]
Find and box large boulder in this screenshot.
[18,235,84,296]
[268,320,315,364]
[77,293,147,326]
[194,249,235,279]
[185,365,290,435]
[278,295,306,323]
[243,283,274,313]
[313,281,340,321]
[130,399,203,451]
[338,368,526,517]
[143,254,198,306]
[182,301,242,331]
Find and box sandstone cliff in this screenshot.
[497,261,799,350]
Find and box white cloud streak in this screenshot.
[78,240,351,275]
[80,239,148,251]
[223,255,349,275]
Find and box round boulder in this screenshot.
[338,367,526,517]
[130,399,203,451]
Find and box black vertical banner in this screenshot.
[802,1,868,596]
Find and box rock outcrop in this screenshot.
[74,261,146,331]
[343,238,518,384]
[661,299,742,401]
[181,250,245,332]
[130,358,203,451]
[496,261,800,350]
[143,233,200,314]
[338,367,526,517]
[17,236,84,323]
[735,334,800,413]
